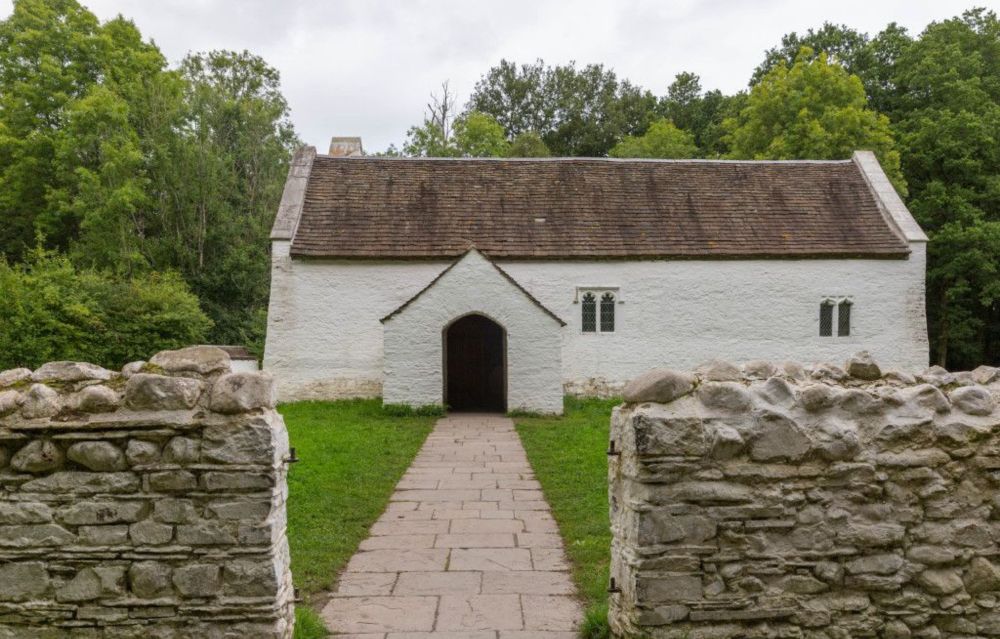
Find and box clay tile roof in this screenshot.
[288,156,911,260]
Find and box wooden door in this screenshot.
[445,314,506,412]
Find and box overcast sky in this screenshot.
[0,0,990,152]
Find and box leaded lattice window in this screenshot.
[819,301,834,337]
[838,300,852,337]
[582,293,597,332]
[600,292,615,332]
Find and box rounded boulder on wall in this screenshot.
[697,382,752,412]
[0,367,32,387]
[11,440,64,473]
[0,389,23,416]
[31,361,112,383]
[948,386,995,416]
[846,351,882,381]
[20,384,61,419]
[694,359,741,382]
[622,369,696,404]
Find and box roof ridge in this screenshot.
[312,154,854,165]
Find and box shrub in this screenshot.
[0,251,212,370]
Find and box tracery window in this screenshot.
[819,300,835,337]
[582,293,597,333]
[600,292,616,332]
[838,299,852,337]
[579,289,617,333]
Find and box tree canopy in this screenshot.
[609,119,698,159]
[725,49,905,192]
[466,59,656,156]
[889,9,1000,366]
[0,0,297,365]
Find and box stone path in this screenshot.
[321,413,582,638]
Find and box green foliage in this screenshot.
[0,0,297,355]
[152,49,298,351]
[467,59,657,156]
[515,396,620,639]
[402,85,509,158]
[507,131,551,157]
[453,111,510,157]
[725,49,905,193]
[750,21,914,114]
[0,249,211,369]
[657,72,744,157]
[0,0,168,261]
[610,118,698,159]
[889,8,1000,367]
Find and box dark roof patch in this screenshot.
[290,156,911,259]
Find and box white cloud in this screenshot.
[0,0,986,151]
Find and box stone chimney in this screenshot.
[329,137,364,157]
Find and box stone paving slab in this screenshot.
[321,414,583,637]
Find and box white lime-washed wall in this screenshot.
[263,240,449,401]
[263,242,928,405]
[381,250,564,413]
[504,243,928,396]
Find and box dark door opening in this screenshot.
[444,314,506,412]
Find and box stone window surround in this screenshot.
[574,286,621,334]
[819,295,853,337]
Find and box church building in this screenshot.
[263,139,928,414]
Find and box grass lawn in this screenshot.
[279,399,438,638]
[515,396,619,639]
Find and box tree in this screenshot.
[154,50,298,349]
[468,59,657,156]
[465,60,552,139]
[403,84,510,158]
[404,82,462,157]
[0,0,173,261]
[507,131,551,157]
[0,1,298,354]
[751,21,913,113]
[725,49,905,192]
[658,72,743,156]
[752,23,872,84]
[889,8,1000,367]
[453,112,509,157]
[609,119,698,159]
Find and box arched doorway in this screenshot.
[444,314,507,412]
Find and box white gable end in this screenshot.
[382,249,564,414]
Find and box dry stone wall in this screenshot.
[609,353,1000,639]
[0,347,294,638]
